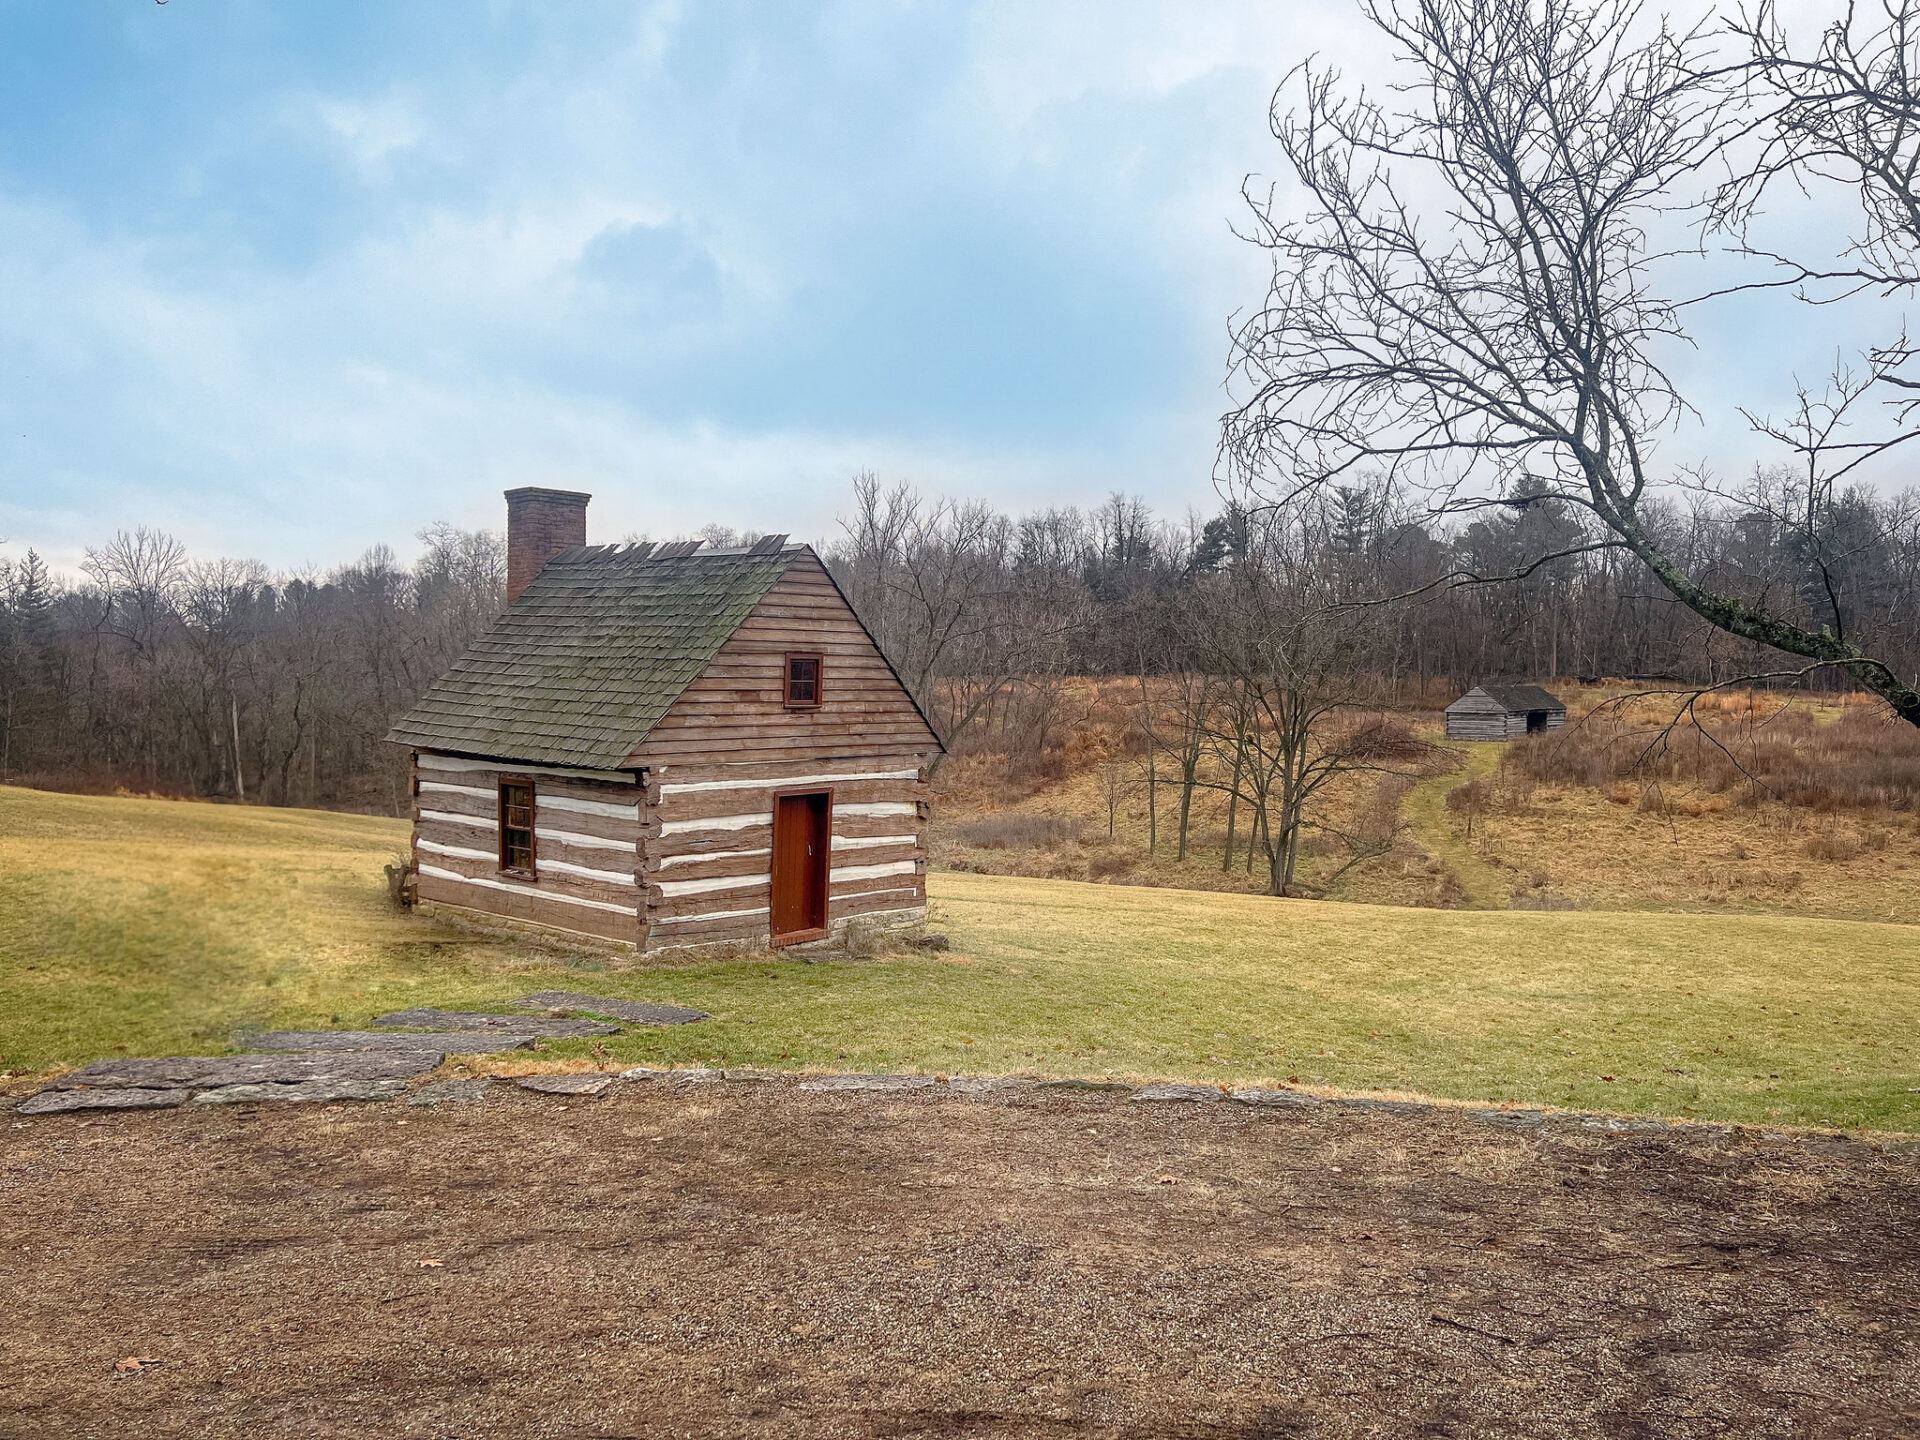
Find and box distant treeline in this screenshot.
[3,470,1915,811]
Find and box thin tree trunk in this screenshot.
[1222,738,1244,872]
[1144,724,1158,858]
[230,689,246,802]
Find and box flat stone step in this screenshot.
[619,1066,723,1084]
[797,1074,937,1093]
[250,1030,538,1054]
[516,1074,614,1096]
[371,1008,619,1038]
[193,1078,407,1105]
[1038,1078,1134,1094]
[18,1088,194,1116]
[515,991,709,1026]
[1131,1084,1225,1104]
[1230,1087,1321,1108]
[946,1076,1037,1098]
[50,1052,442,1091]
[1471,1108,1546,1130]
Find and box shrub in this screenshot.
[954,814,1083,850]
[1345,717,1429,761]
[1502,696,1920,815]
[1804,831,1862,863]
[1086,846,1136,880]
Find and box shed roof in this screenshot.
[386,541,802,769]
[1446,682,1566,715]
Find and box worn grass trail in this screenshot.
[2,784,1917,1131]
[1398,740,1506,907]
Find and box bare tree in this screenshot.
[1184,507,1419,896]
[828,472,1091,762]
[1097,756,1135,838]
[1221,0,1920,726]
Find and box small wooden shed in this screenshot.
[1444,682,1567,741]
[387,488,943,953]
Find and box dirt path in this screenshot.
[5,1079,1917,1439]
[1400,741,1510,908]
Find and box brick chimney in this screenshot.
[505,487,590,603]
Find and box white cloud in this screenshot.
[5,0,1911,589]
[315,92,428,171]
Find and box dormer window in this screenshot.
[784,653,822,709]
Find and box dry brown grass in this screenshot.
[1426,691,1920,921]
[1506,691,1920,814]
[932,679,1920,924]
[952,813,1084,850]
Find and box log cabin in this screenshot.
[1443,682,1567,741]
[387,487,943,952]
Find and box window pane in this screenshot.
[788,656,819,703]
[501,784,535,871]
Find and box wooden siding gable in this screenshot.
[1444,687,1505,715]
[627,552,942,767]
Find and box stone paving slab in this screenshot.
[1131,1084,1225,1104]
[620,1066,723,1084]
[408,1079,494,1107]
[515,992,710,1026]
[1471,1109,1547,1130]
[1038,1078,1134,1094]
[50,1053,443,1091]
[946,1077,1037,1098]
[18,1088,195,1116]
[193,1078,409,1105]
[1230,1087,1322,1108]
[251,1030,538,1054]
[516,1074,615,1096]
[1555,1114,1671,1134]
[372,1008,619,1038]
[797,1074,938,1093]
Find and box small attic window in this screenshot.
[784,653,823,709]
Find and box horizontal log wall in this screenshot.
[631,551,938,949]
[411,752,642,944]
[642,758,929,948]
[1444,709,1567,740]
[1444,712,1512,741]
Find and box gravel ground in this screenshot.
[3,1078,1918,1439]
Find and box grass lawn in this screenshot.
[3,783,1917,1131]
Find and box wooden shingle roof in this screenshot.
[1446,682,1566,715]
[387,541,800,769]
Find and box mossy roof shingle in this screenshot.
[386,543,798,769]
[1447,683,1566,714]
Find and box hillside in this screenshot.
[3,784,1917,1130]
[931,679,1920,923]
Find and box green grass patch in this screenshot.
[3,784,1916,1131]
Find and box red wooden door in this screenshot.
[771,792,829,942]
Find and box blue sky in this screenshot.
[0,0,1891,575]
